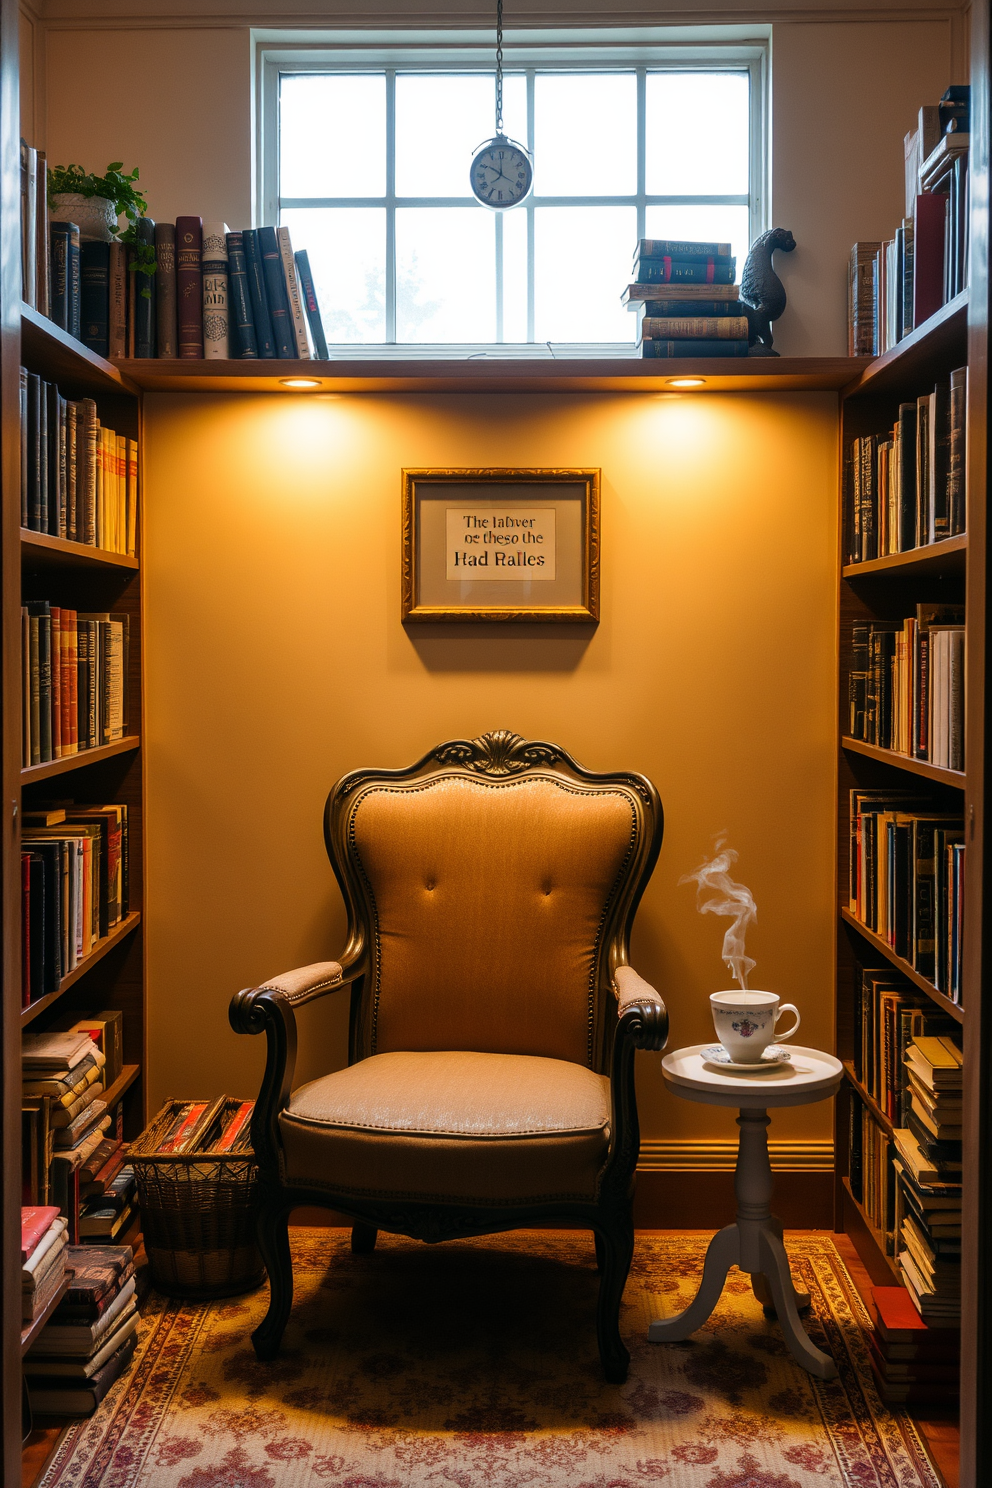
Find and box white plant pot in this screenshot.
[50,193,118,243]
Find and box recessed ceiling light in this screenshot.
[665,377,706,389]
[279,377,322,389]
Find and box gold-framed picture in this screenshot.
[401,468,600,623]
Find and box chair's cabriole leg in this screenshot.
[352,1222,378,1254]
[252,1194,294,1361]
[595,1211,635,1383]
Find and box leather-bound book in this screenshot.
[175,216,203,358]
[201,222,230,358]
[154,222,178,357]
[134,218,156,357]
[80,242,110,358]
[108,241,127,359]
[242,230,275,358]
[257,225,295,358]
[225,232,257,357]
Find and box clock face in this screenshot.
[470,139,533,208]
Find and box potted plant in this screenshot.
[48,162,155,285]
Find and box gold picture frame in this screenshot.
[401,468,600,623]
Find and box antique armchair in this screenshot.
[230,730,667,1382]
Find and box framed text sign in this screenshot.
[402,468,600,623]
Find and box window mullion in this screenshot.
[527,67,535,344]
[386,68,396,343]
[496,213,504,343]
[636,66,646,245]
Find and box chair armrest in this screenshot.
[229,959,361,1175]
[612,964,669,1049]
[599,965,669,1204]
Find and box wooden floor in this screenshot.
[21,1228,959,1488]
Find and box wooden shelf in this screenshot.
[20,1277,71,1357]
[20,304,138,399]
[840,908,965,1022]
[841,1176,903,1284]
[102,1063,140,1109]
[841,737,967,788]
[21,912,141,1027]
[21,530,138,572]
[21,736,140,785]
[842,533,968,580]
[843,1062,896,1137]
[843,291,969,402]
[113,354,866,395]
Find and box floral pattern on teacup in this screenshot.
[731,1018,761,1038]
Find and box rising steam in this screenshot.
[680,838,757,990]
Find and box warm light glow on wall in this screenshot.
[280,377,323,389]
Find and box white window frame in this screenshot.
[255,29,769,357]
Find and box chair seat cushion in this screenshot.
[278,1050,612,1205]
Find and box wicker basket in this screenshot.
[131,1100,265,1300]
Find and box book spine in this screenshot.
[201,222,231,359]
[948,367,966,535]
[257,226,295,358]
[276,226,310,357]
[636,238,732,261]
[242,231,276,359]
[19,368,27,527]
[294,250,328,359]
[126,439,138,557]
[81,400,97,546]
[640,316,749,339]
[154,223,178,358]
[50,608,61,758]
[48,224,70,330]
[68,226,81,342]
[897,403,918,551]
[46,383,59,537]
[21,142,37,308]
[108,241,128,360]
[66,401,77,542]
[126,243,136,358]
[635,258,736,285]
[175,216,203,358]
[79,243,111,358]
[641,340,750,358]
[225,233,258,358]
[57,394,67,539]
[134,218,156,358]
[35,152,49,318]
[27,374,42,531]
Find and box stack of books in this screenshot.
[23,1032,112,1230]
[18,370,137,553]
[852,966,957,1125]
[869,1285,959,1404]
[894,1036,963,1324]
[848,790,965,999]
[21,605,131,768]
[848,606,965,771]
[846,369,967,562]
[621,239,748,358]
[22,1205,68,1324]
[24,1244,139,1416]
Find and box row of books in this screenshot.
[868,1286,958,1406]
[845,371,966,563]
[19,370,137,553]
[21,804,130,1002]
[24,1238,141,1416]
[851,965,957,1126]
[621,239,749,359]
[848,87,970,355]
[55,218,329,362]
[22,604,130,767]
[849,790,965,1000]
[848,607,964,771]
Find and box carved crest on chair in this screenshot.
[433,730,565,776]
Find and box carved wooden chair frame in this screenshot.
[231,731,668,1382]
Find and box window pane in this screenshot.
[535,74,637,196]
[644,204,751,277]
[502,209,528,342]
[534,207,636,342]
[280,208,386,343]
[395,73,526,197]
[396,208,495,342]
[646,72,749,196]
[280,75,386,198]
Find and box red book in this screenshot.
[871,1284,958,1342]
[21,1206,60,1263]
[175,216,203,359]
[913,193,948,329]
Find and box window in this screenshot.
[260,39,765,352]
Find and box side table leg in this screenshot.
[648,1224,740,1342]
[751,1217,810,1316]
[757,1228,836,1380]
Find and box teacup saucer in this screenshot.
[702,1044,792,1071]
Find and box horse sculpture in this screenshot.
[741,227,796,355]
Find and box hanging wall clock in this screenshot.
[469,0,533,209]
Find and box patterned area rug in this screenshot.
[41,1230,939,1488]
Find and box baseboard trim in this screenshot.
[637,1140,834,1173]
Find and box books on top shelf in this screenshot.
[25,1244,139,1415]
[848,790,965,1000]
[21,604,130,768]
[845,370,966,564]
[19,370,137,555]
[849,86,969,355]
[622,240,749,359]
[20,805,130,1004]
[847,606,965,771]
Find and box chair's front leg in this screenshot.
[594,1209,635,1383]
[251,1186,294,1361]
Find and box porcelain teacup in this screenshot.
[709,990,801,1064]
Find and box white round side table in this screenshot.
[647,1043,843,1380]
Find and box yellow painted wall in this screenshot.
[142,388,838,1146]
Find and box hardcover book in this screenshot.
[201,221,231,359]
[154,223,178,357]
[175,216,203,358]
